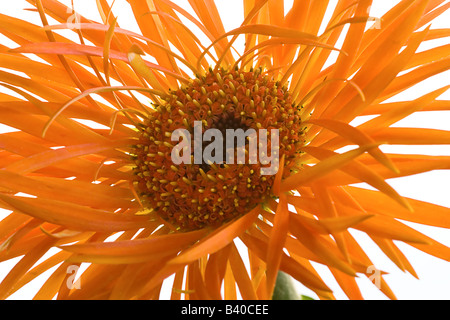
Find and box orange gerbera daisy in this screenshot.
[0,0,449,300]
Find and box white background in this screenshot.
[0,0,449,300]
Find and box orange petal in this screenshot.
[229,243,258,300]
[370,236,418,278]
[10,42,186,83]
[0,170,134,209]
[281,143,381,192]
[0,236,56,299]
[204,246,230,299]
[303,146,411,210]
[334,196,433,244]
[345,186,450,229]
[265,193,289,296]
[5,139,131,174]
[289,210,373,235]
[169,205,262,265]
[102,16,117,85]
[370,128,450,145]
[360,85,450,128]
[128,44,169,92]
[60,229,205,263]
[240,231,331,293]
[289,214,357,277]
[0,193,152,232]
[308,118,398,173]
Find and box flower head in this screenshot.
[134,67,304,230]
[0,0,449,300]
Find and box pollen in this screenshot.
[132,68,305,231]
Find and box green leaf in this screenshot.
[272,271,301,300]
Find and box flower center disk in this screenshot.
[133,68,305,231]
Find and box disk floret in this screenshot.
[133,68,305,230]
